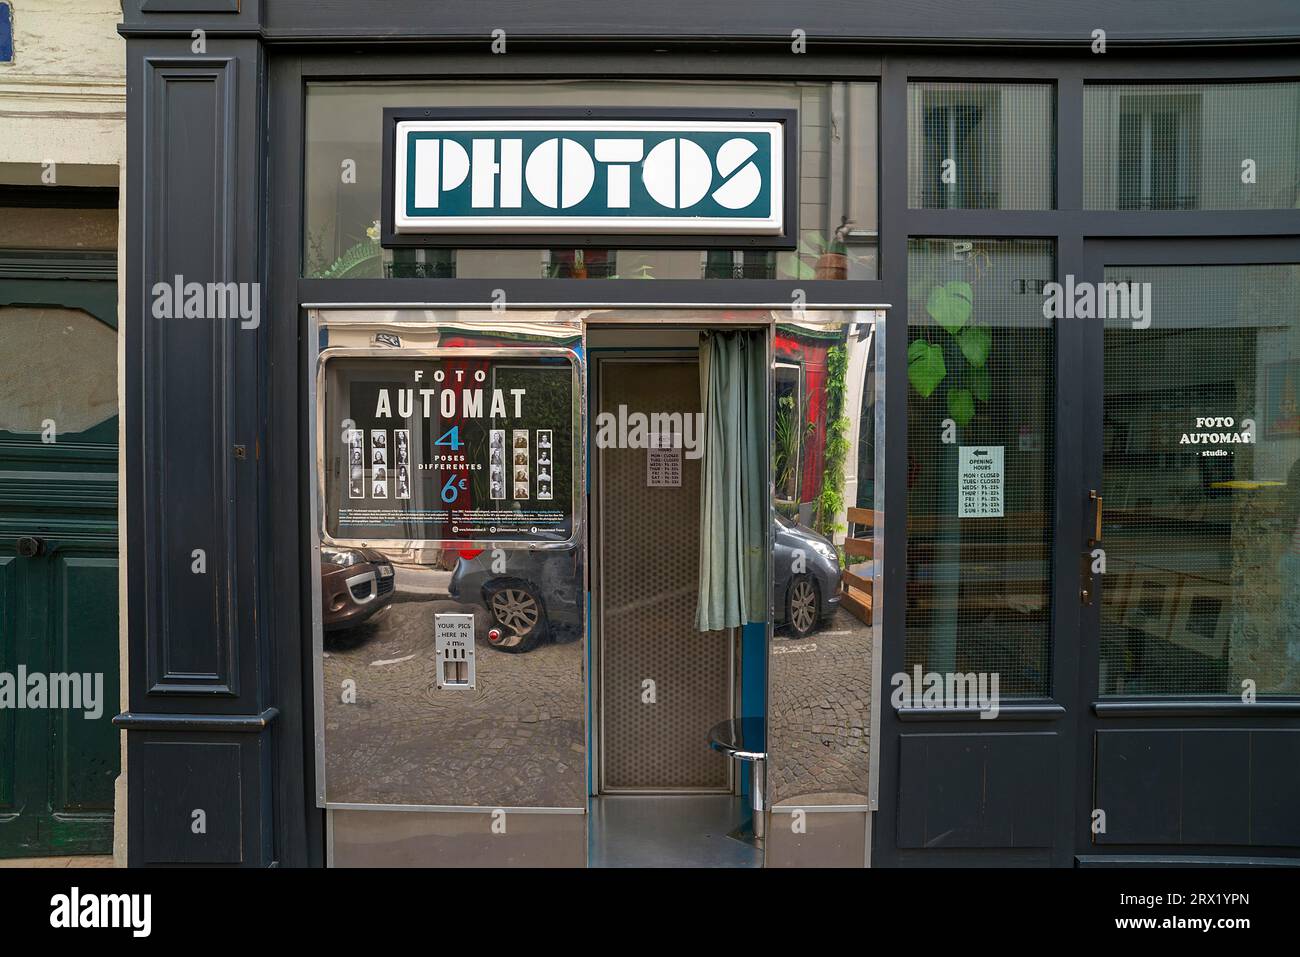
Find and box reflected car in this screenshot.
[449,515,841,652]
[448,543,582,654]
[774,513,842,638]
[321,546,396,631]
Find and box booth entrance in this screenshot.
[593,354,732,795]
[588,343,759,867]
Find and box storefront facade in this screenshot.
[117,1,1300,867]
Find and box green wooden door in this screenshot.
[0,255,119,856]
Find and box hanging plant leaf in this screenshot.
[926,281,973,335]
[907,340,947,398]
[970,364,991,402]
[957,324,992,368]
[947,387,975,427]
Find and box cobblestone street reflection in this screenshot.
[768,607,873,806]
[322,596,585,808]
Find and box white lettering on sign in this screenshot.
[647,433,683,488]
[958,446,1004,518]
[1179,415,1254,448]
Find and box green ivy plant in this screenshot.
[907,279,991,427]
[813,344,851,547]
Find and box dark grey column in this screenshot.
[117,0,276,866]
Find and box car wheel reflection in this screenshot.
[786,575,820,638]
[486,585,548,653]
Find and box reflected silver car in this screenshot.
[449,514,841,651]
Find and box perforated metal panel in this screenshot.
[598,359,732,792]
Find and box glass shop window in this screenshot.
[908,81,1056,210]
[303,79,878,280]
[1085,81,1300,210]
[1100,263,1300,696]
[905,238,1056,697]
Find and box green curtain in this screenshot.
[696,329,767,631]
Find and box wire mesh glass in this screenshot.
[1100,264,1300,695]
[908,82,1056,210]
[1085,82,1300,210]
[905,238,1056,698]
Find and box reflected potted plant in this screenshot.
[782,218,868,281]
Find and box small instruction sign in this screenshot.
[647,434,682,488]
[958,445,1004,518]
[434,613,476,690]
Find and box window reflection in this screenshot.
[768,317,879,806]
[1101,264,1300,695]
[905,238,1056,698]
[908,82,1056,211]
[303,79,878,280]
[1086,82,1300,210]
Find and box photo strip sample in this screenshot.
[394,429,410,499]
[371,429,387,498]
[489,429,505,499]
[347,428,364,498]
[536,429,553,500]
[512,428,529,499]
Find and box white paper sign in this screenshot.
[647,433,682,488]
[958,446,1004,518]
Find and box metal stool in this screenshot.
[708,717,767,842]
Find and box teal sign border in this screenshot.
[381,108,798,250]
[402,129,773,221]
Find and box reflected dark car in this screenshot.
[773,513,842,638]
[448,543,582,654]
[449,515,841,652]
[321,546,396,631]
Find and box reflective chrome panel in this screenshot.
[311,309,587,811]
[767,313,883,813]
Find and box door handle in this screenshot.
[16,536,45,558]
[1081,490,1103,606]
